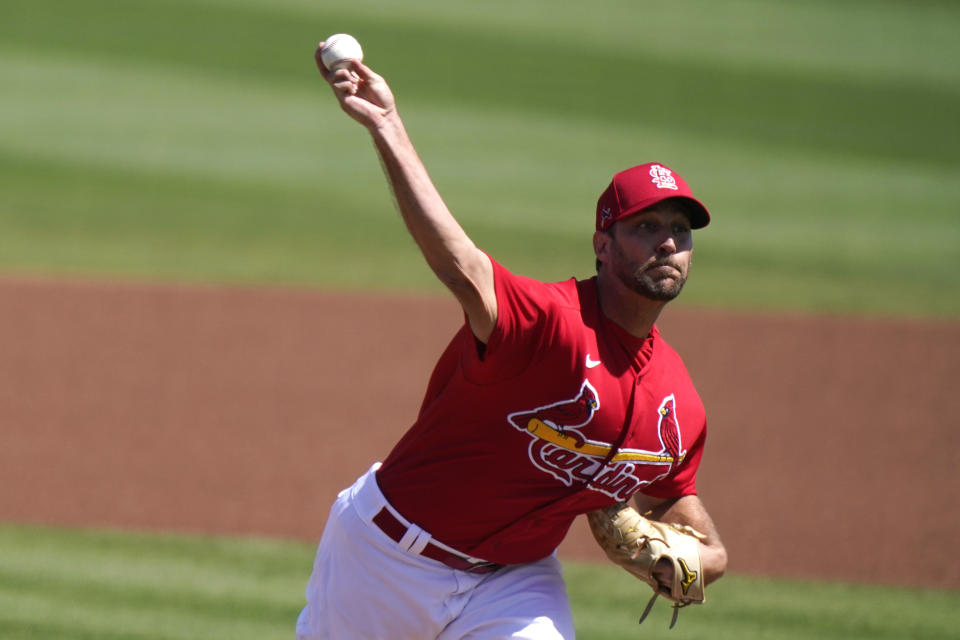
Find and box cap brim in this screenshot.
[676,196,710,229]
[614,195,710,230]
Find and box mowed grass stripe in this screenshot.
[566,563,960,639]
[3,0,958,166]
[1,525,958,640]
[10,0,960,89]
[239,0,960,88]
[2,97,959,315]
[2,48,956,229]
[5,83,958,316]
[0,590,290,638]
[0,598,288,640]
[1,1,958,316]
[0,524,308,589]
[0,52,354,187]
[0,526,307,640]
[0,148,438,289]
[4,49,956,215]
[3,139,957,317]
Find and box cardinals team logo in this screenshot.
[655,395,685,466]
[649,164,679,190]
[507,383,687,501]
[508,380,599,450]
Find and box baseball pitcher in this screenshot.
[297,39,728,639]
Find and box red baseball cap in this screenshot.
[595,162,710,231]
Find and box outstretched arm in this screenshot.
[315,43,497,342]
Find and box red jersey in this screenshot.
[377,258,707,564]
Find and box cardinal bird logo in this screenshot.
[507,385,687,498]
[507,380,599,450]
[657,396,683,466]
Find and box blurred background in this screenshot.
[1,1,958,638]
[2,0,957,314]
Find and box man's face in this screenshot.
[596,202,694,301]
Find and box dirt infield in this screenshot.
[1,277,957,589]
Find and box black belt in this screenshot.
[372,507,503,574]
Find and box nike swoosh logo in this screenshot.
[585,354,601,369]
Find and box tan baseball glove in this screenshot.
[586,502,707,628]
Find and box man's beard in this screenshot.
[612,248,689,301]
[630,268,688,301]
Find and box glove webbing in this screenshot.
[638,592,693,629]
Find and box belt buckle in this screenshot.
[464,560,501,574]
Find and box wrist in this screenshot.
[369,109,405,141]
[700,542,728,585]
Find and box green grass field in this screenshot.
[2,0,959,316]
[1,525,957,640]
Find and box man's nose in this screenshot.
[657,234,678,255]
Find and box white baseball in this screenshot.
[321,34,363,71]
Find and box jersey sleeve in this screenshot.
[641,424,705,498]
[461,256,566,383]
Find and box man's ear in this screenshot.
[593,229,611,264]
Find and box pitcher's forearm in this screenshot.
[318,52,496,340]
[369,114,484,289]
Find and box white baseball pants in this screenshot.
[296,463,576,639]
